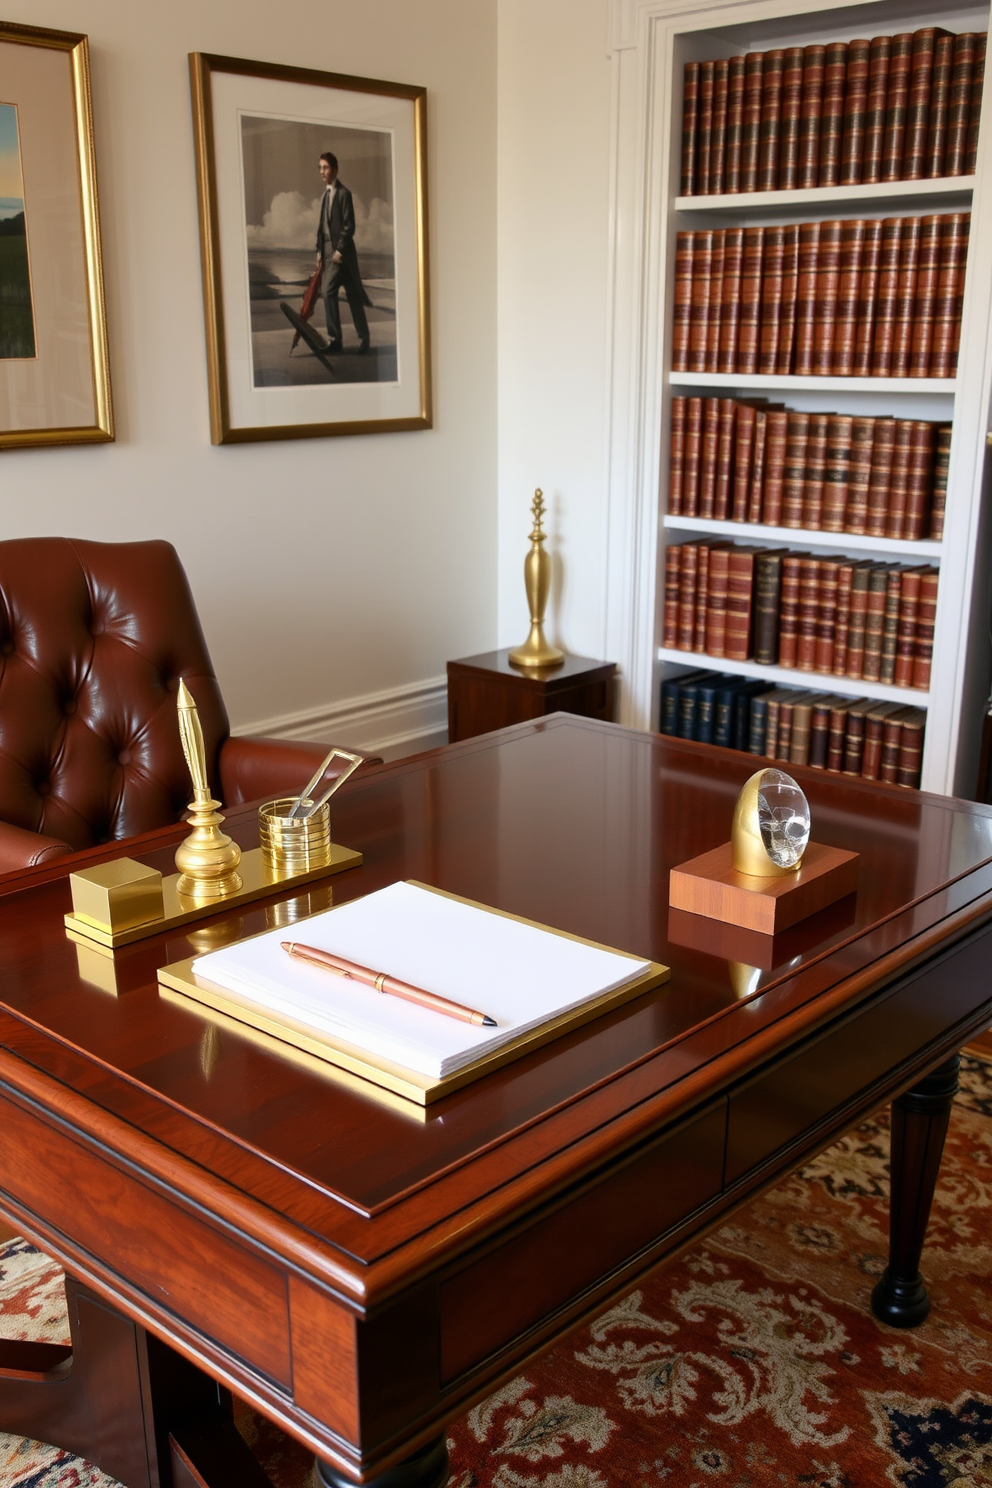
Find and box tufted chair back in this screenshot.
[0,537,229,851]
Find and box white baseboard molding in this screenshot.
[234,675,449,762]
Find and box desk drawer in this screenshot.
[726,923,992,1185]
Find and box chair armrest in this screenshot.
[0,820,74,873]
[218,736,382,807]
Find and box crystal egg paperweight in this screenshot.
[731,768,810,877]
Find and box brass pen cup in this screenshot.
[259,798,332,873]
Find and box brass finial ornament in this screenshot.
[508,489,565,670]
[174,679,243,899]
[731,768,811,877]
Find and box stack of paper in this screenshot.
[190,880,652,1080]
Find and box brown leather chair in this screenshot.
[0,537,377,872]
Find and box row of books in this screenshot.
[663,541,938,689]
[668,397,950,541]
[680,30,986,196]
[672,214,969,379]
[660,669,925,787]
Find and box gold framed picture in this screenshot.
[189,53,432,444]
[0,22,112,449]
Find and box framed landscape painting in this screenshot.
[189,53,431,443]
[0,22,113,449]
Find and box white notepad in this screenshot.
[190,881,652,1080]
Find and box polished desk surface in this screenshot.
[2,715,992,1479]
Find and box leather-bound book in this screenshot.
[737,226,765,373]
[705,545,732,656]
[734,680,771,750]
[870,217,903,375]
[764,688,796,758]
[862,565,893,682]
[815,557,842,672]
[663,545,681,650]
[726,546,761,660]
[782,412,810,528]
[676,541,699,651]
[861,700,904,778]
[714,397,736,521]
[910,214,942,376]
[794,221,820,376]
[946,33,976,175]
[706,230,725,372]
[913,568,939,690]
[833,218,864,376]
[698,61,715,194]
[904,421,936,539]
[718,227,744,373]
[845,564,872,679]
[759,226,785,374]
[853,218,883,376]
[688,228,714,373]
[668,396,687,516]
[827,698,856,771]
[711,58,729,194]
[885,420,913,539]
[904,30,947,179]
[812,219,842,377]
[808,698,833,768]
[672,231,694,372]
[747,407,768,523]
[880,708,914,783]
[762,410,788,526]
[925,33,954,177]
[732,402,757,521]
[714,677,756,747]
[802,412,830,527]
[741,52,764,191]
[832,560,861,676]
[681,62,701,194]
[678,674,710,738]
[896,710,926,787]
[931,212,970,377]
[796,556,821,671]
[894,566,924,687]
[780,46,804,189]
[699,397,720,519]
[694,542,713,652]
[747,688,777,754]
[822,413,853,532]
[725,55,746,192]
[758,49,784,189]
[789,693,821,766]
[819,41,848,186]
[799,45,826,188]
[866,416,896,536]
[841,38,871,184]
[661,668,704,734]
[753,549,783,664]
[845,416,874,534]
[891,214,922,375]
[843,698,874,775]
[882,33,913,180]
[863,36,891,183]
[929,425,952,540]
[692,673,728,743]
[965,33,987,174]
[778,551,806,669]
[683,396,703,517]
[777,223,800,375]
[776,690,818,762]
[879,566,905,684]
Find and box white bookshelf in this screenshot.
[604,0,992,796]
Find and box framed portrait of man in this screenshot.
[189,53,431,443]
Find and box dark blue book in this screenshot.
[746,687,780,754]
[724,679,768,750]
[694,673,735,743]
[713,674,747,747]
[660,669,707,736]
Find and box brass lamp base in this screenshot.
[508,624,565,670]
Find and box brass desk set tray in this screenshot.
[670,768,859,936]
[65,681,363,950]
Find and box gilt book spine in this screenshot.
[894,567,923,687]
[699,397,720,519]
[765,694,784,760]
[753,550,783,665]
[946,33,976,175]
[802,412,829,527]
[904,421,936,540]
[725,55,746,193]
[871,217,903,376]
[931,212,969,377]
[677,542,699,651]
[741,52,764,192]
[812,219,842,377]
[688,228,713,373]
[965,33,986,174]
[731,402,757,521]
[694,543,711,653]
[663,545,681,649]
[714,397,736,521]
[672,231,694,372]
[904,29,943,180]
[819,41,848,186]
[863,36,891,183]
[809,701,832,768]
[711,58,729,195]
[891,213,922,376]
[747,408,768,524]
[794,221,820,376]
[929,425,951,540]
[718,227,744,374]
[865,416,896,536]
[897,711,926,787]
[796,556,821,671]
[758,49,784,190]
[846,565,871,679]
[790,698,817,766]
[782,412,810,528]
[879,566,904,684]
[778,553,804,669]
[827,700,855,771]
[759,226,785,375]
[726,547,758,661]
[862,565,891,682]
[683,397,703,517]
[706,230,725,372]
[699,62,716,193]
[762,410,788,527]
[833,561,857,676]
[815,558,841,673]
[862,702,900,779]
[780,46,804,189]
[926,33,954,177]
[737,226,765,373]
[841,38,870,184]
[853,217,883,376]
[912,568,939,690]
[822,414,853,533]
[777,223,800,375]
[845,416,874,535]
[843,700,872,776]
[668,396,686,516]
[706,546,731,656]
[885,420,913,539]
[910,214,941,377]
[799,45,826,189]
[833,218,864,376]
[880,710,910,783]
[681,63,700,194]
[882,33,913,180]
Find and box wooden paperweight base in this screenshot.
[669,840,859,936]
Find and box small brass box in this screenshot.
[69,859,165,935]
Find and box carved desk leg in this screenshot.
[316,1435,449,1488]
[871,1055,960,1329]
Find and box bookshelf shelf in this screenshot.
[656,647,931,707]
[664,515,944,559]
[669,372,956,395]
[675,177,975,215]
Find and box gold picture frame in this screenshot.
[0,22,112,449]
[189,53,432,444]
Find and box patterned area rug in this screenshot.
[2,1056,992,1488]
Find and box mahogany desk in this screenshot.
[2,716,992,1488]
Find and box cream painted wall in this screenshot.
[496,0,613,661]
[7,0,497,742]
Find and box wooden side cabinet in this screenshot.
[447,650,616,743]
